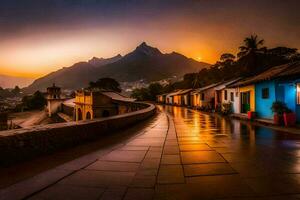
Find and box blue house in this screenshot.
[235,62,300,122]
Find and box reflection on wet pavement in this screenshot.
[8,105,300,199]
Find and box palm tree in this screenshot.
[238,35,266,58]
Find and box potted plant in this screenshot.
[247,111,256,120]
[283,108,297,126]
[271,101,287,125]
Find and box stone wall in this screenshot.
[0,103,156,165]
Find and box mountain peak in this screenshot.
[135,42,162,56]
[88,54,122,66]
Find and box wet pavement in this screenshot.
[2,105,300,200]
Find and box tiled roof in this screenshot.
[214,78,242,90]
[168,89,194,96]
[229,62,300,87]
[191,83,220,94]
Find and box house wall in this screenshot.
[223,88,239,113]
[173,95,181,105]
[157,95,165,103]
[199,88,215,107]
[191,94,200,107]
[297,82,300,123]
[47,99,64,117]
[255,81,276,119]
[214,90,222,108]
[239,85,256,112]
[277,80,300,123]
[166,96,173,104]
[183,94,189,106]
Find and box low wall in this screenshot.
[0,103,156,165]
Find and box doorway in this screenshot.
[241,91,251,113]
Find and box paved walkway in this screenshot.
[2,105,300,200]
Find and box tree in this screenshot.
[238,34,266,58]
[220,53,235,62]
[130,83,164,101]
[89,77,121,92]
[131,88,150,101]
[267,47,300,60]
[148,83,163,101]
[22,91,46,110]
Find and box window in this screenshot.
[297,83,300,105]
[230,92,234,101]
[201,93,205,100]
[224,90,228,100]
[262,88,269,99]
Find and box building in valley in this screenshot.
[74,90,136,121]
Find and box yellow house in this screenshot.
[239,85,256,113]
[229,79,256,114]
[74,90,136,121]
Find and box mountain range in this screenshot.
[0,74,33,89]
[25,42,210,92]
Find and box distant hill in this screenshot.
[25,42,210,92]
[0,74,33,89]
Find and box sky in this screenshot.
[0,0,299,78]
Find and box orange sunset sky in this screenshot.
[0,0,299,78]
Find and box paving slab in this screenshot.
[161,154,181,165]
[157,165,185,184]
[58,170,135,187]
[28,184,105,200]
[99,150,147,163]
[181,151,226,164]
[179,144,213,151]
[183,163,237,176]
[99,186,127,200]
[124,188,154,200]
[86,161,140,172]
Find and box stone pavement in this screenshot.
[2,105,300,200]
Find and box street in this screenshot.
[2,105,300,200]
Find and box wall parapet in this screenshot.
[0,102,156,165]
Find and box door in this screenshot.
[241,92,250,113]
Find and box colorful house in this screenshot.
[166,91,178,104]
[156,93,167,104]
[228,80,256,115]
[169,89,194,106]
[214,78,241,112]
[180,89,194,106]
[229,62,300,122]
[74,90,135,121]
[233,62,300,122]
[191,83,219,109]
